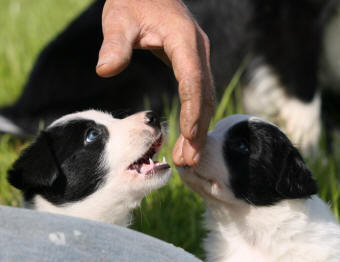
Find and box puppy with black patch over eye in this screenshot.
[8,110,171,226]
[179,114,340,262]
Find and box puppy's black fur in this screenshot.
[0,0,338,135]
[8,119,109,205]
[223,120,317,206]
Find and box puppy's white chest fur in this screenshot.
[204,197,340,262]
[205,231,268,262]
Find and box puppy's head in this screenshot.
[179,114,317,206]
[8,110,171,221]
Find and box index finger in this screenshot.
[165,27,214,165]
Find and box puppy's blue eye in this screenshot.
[239,142,249,153]
[229,139,249,154]
[86,129,100,143]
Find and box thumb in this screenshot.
[96,20,138,78]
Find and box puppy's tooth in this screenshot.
[149,158,154,165]
[162,156,166,164]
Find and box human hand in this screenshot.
[96,0,215,166]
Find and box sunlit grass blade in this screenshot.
[211,56,249,128]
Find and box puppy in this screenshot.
[8,110,172,226]
[179,115,340,262]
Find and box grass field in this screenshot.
[0,1,339,260]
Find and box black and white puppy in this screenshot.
[179,115,340,262]
[8,110,171,226]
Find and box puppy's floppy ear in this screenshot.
[8,131,59,191]
[276,148,317,199]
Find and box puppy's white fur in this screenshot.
[180,115,340,262]
[203,197,340,262]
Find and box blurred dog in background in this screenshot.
[0,0,339,153]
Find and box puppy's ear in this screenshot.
[8,131,59,191]
[276,148,317,199]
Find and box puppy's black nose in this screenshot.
[145,111,161,129]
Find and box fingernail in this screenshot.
[96,55,113,68]
[174,157,185,167]
[96,61,106,68]
[180,157,185,164]
[96,59,107,68]
[191,124,198,138]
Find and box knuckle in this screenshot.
[182,18,196,31]
[178,20,197,39]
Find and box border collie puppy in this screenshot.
[179,115,340,262]
[8,110,171,226]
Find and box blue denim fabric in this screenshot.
[0,205,202,262]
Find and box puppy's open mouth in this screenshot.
[128,135,170,176]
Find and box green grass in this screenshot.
[0,1,339,260]
[0,0,93,106]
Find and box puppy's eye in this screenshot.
[238,141,249,153]
[229,139,249,154]
[85,129,101,143]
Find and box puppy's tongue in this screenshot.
[140,157,168,175]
